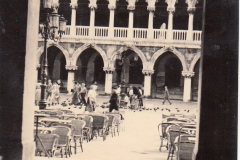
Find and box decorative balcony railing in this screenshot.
[43,25,202,47]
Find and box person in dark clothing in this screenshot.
[162,86,172,105]
[109,88,119,112]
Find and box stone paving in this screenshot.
[34,94,198,160]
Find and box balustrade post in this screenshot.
[89,0,97,37]
[70,0,78,36]
[186,0,198,41]
[182,71,194,102]
[104,68,115,94]
[127,0,136,39]
[66,65,78,94]
[142,70,154,97]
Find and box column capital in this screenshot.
[127,0,137,10]
[108,0,117,10]
[167,7,175,13]
[103,67,115,74]
[89,0,98,9]
[187,7,196,13]
[70,0,78,9]
[65,65,78,70]
[166,0,177,12]
[182,71,194,77]
[186,0,198,12]
[146,0,157,12]
[142,69,154,76]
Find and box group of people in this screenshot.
[71,81,98,111]
[46,79,61,106]
[108,83,144,112]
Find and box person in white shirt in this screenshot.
[116,84,121,95]
[87,85,97,111]
[128,86,134,103]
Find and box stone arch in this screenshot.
[72,43,108,67]
[150,47,188,72]
[36,43,70,66]
[189,52,201,72]
[110,45,147,69]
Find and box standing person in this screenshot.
[91,81,98,91]
[79,83,87,106]
[138,86,143,107]
[52,82,60,105]
[116,84,121,95]
[86,85,97,112]
[46,79,53,106]
[162,86,172,105]
[128,86,134,104]
[71,82,79,105]
[109,88,119,112]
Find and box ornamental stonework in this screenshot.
[108,0,117,10]
[59,42,68,51]
[127,0,137,10]
[89,0,98,9]
[182,71,194,78]
[186,0,198,12]
[146,0,157,12]
[166,0,178,12]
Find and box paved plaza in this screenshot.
[34,94,198,160]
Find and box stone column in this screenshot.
[104,68,115,94]
[186,0,198,41]
[165,0,177,41]
[167,8,174,41]
[108,0,117,38]
[66,65,78,93]
[182,71,194,102]
[142,70,154,97]
[146,0,156,39]
[89,0,97,37]
[127,0,136,39]
[70,0,78,36]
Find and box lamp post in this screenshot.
[38,0,67,110]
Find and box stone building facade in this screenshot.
[37,0,202,102]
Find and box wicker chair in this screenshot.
[167,125,189,160]
[82,115,93,142]
[51,126,71,158]
[158,122,179,152]
[50,123,75,157]
[35,133,59,157]
[176,135,195,160]
[91,114,109,141]
[70,120,86,154]
[105,115,116,137]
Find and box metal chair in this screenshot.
[70,120,86,154]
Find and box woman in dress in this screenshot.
[71,82,79,105]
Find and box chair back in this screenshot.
[167,125,182,145]
[70,120,86,136]
[177,135,195,160]
[91,115,109,129]
[162,114,172,120]
[105,115,116,127]
[183,114,196,120]
[59,109,74,115]
[82,115,93,128]
[50,123,75,137]
[51,126,71,145]
[36,133,59,153]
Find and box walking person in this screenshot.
[86,85,97,112]
[109,88,119,112]
[138,86,144,108]
[162,86,172,105]
[52,81,60,105]
[79,83,87,106]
